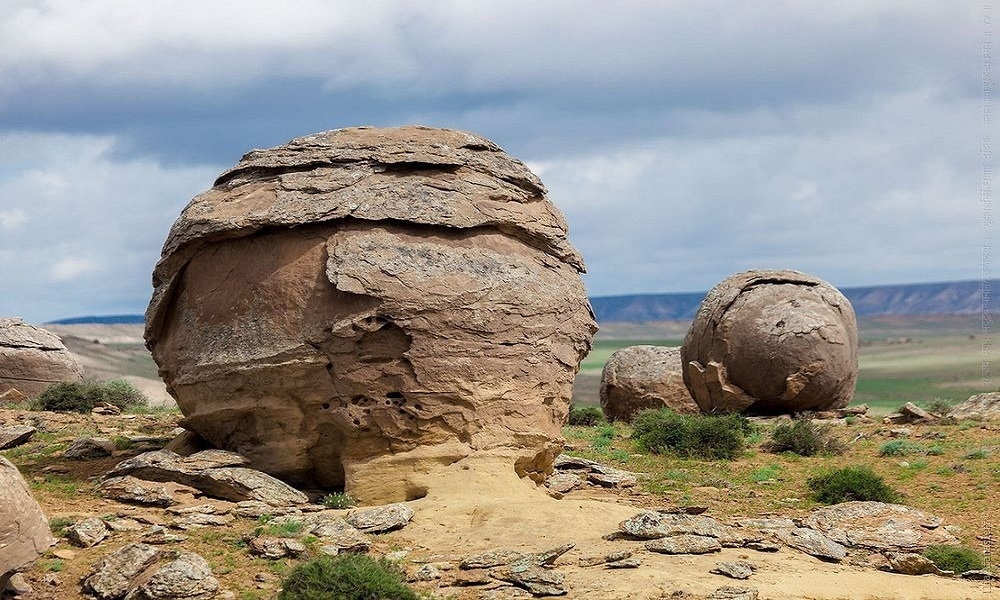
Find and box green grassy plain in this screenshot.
[574,315,996,414]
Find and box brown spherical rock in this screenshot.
[145,126,597,503]
[681,270,858,414]
[1,456,56,590]
[600,346,698,421]
[0,317,84,398]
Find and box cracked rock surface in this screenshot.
[681,269,858,414]
[0,456,56,591]
[144,126,596,503]
[0,317,84,398]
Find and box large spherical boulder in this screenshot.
[0,317,84,398]
[145,126,597,503]
[1,456,56,591]
[600,346,698,421]
[681,270,858,414]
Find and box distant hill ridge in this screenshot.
[47,279,997,325]
[591,279,999,323]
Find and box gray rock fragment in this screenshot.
[645,535,722,555]
[545,473,582,494]
[772,527,846,562]
[0,425,35,449]
[711,561,756,580]
[461,549,527,570]
[99,476,184,507]
[83,543,163,599]
[131,551,219,599]
[707,586,759,600]
[63,437,115,460]
[880,552,948,575]
[493,563,566,596]
[249,536,307,560]
[66,517,110,548]
[346,503,414,533]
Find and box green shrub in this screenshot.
[631,409,750,460]
[767,419,846,456]
[963,448,989,460]
[32,380,148,413]
[320,492,357,509]
[568,405,604,426]
[879,440,923,457]
[278,554,419,600]
[807,466,899,504]
[922,398,954,416]
[922,545,985,573]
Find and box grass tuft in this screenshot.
[277,554,419,600]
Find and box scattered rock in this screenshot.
[545,473,582,494]
[493,563,567,596]
[63,436,115,460]
[0,456,56,592]
[733,517,796,530]
[0,317,84,398]
[145,126,597,504]
[711,561,756,580]
[133,550,219,599]
[461,549,527,570]
[744,541,781,553]
[552,455,597,471]
[451,569,494,586]
[92,403,122,416]
[66,517,110,548]
[960,569,999,580]
[645,535,722,555]
[273,513,370,553]
[414,564,442,581]
[346,503,414,533]
[681,270,858,414]
[107,449,308,505]
[606,557,641,568]
[619,511,746,545]
[0,425,35,449]
[950,391,1000,420]
[772,527,846,562]
[880,551,948,575]
[512,543,574,568]
[5,572,32,596]
[802,501,958,551]
[141,527,188,545]
[883,402,937,425]
[578,551,633,567]
[99,476,186,507]
[249,536,307,560]
[51,549,77,560]
[171,512,234,529]
[83,543,163,599]
[707,586,759,600]
[600,345,698,422]
[230,501,303,519]
[587,467,637,488]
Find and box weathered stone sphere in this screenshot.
[0,317,84,398]
[600,346,698,421]
[145,126,597,502]
[681,270,858,414]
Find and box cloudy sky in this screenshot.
[0,1,992,323]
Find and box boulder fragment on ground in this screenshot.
[66,517,110,548]
[950,392,1000,420]
[345,503,414,533]
[600,345,698,422]
[0,425,35,449]
[0,456,56,591]
[681,270,858,414]
[492,564,567,596]
[144,126,597,504]
[883,402,937,425]
[711,561,756,580]
[707,587,759,600]
[772,527,846,562]
[0,317,84,398]
[107,449,307,505]
[619,511,747,545]
[99,476,190,507]
[63,437,115,460]
[83,544,219,599]
[880,552,948,575]
[271,513,370,553]
[802,501,958,552]
[646,535,722,555]
[545,472,582,494]
[248,536,307,559]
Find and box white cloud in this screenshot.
[0,132,219,321]
[0,208,26,230]
[48,257,99,282]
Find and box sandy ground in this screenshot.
[397,459,996,600]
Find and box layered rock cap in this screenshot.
[145,126,597,503]
[681,270,858,414]
[0,317,84,398]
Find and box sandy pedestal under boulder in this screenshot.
[681,270,858,414]
[145,126,596,503]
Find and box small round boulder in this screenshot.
[681,270,858,414]
[600,346,698,421]
[145,126,597,503]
